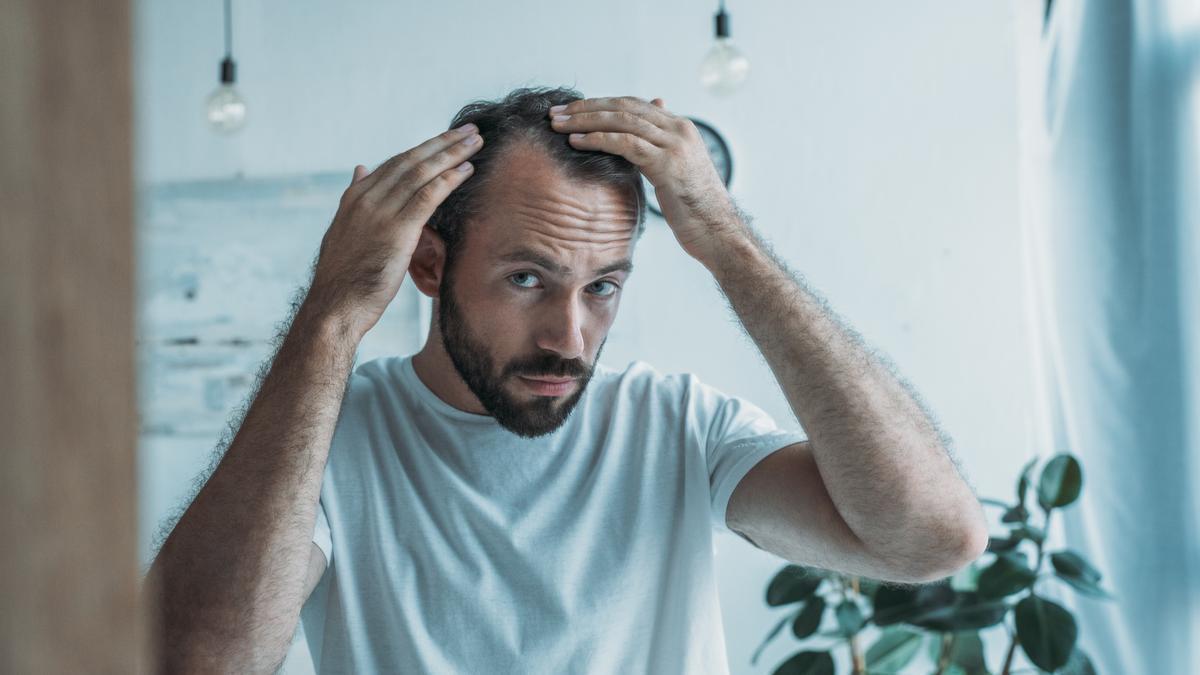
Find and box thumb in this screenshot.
[351,164,367,184]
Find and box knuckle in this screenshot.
[380,152,406,172]
[413,181,442,205]
[350,196,379,220]
[408,162,438,186]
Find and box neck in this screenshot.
[411,319,490,416]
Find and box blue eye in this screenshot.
[509,272,539,288]
[588,280,619,297]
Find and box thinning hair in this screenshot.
[426,85,647,266]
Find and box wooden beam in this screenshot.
[0,0,146,671]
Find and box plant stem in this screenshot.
[1001,623,1019,674]
[836,576,867,675]
[935,632,954,674]
[849,632,865,674]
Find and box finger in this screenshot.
[551,96,676,131]
[550,110,673,148]
[651,98,666,108]
[391,160,476,227]
[352,164,368,183]
[362,131,483,213]
[567,131,659,167]
[355,123,479,194]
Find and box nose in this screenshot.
[535,291,586,361]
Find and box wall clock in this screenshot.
[643,117,733,218]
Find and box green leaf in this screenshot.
[767,565,824,606]
[856,576,882,599]
[836,599,866,636]
[792,595,826,639]
[772,650,835,675]
[1049,550,1099,583]
[871,583,950,626]
[1038,454,1083,511]
[1017,456,1039,504]
[949,560,982,592]
[1015,594,1078,671]
[977,552,1038,599]
[865,626,923,671]
[987,535,1020,553]
[948,632,988,673]
[924,631,987,674]
[751,612,794,666]
[1050,551,1115,599]
[1055,647,1097,675]
[906,591,1009,632]
[1011,523,1046,545]
[1002,503,1031,524]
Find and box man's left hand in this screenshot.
[548,96,745,266]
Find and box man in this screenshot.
[146,86,988,673]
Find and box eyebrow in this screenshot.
[497,247,634,277]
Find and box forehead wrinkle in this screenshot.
[520,231,634,275]
[497,244,633,278]
[509,195,638,233]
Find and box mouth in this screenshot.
[518,375,579,396]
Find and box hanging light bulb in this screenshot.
[699,0,750,96]
[206,0,247,133]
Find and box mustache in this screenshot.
[505,354,591,379]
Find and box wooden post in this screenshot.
[0,0,147,671]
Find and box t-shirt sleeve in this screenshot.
[311,496,333,565]
[688,376,809,535]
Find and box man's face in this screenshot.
[436,142,640,438]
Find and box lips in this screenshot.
[521,376,577,384]
[518,375,579,396]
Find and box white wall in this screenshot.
[135,1,1027,672]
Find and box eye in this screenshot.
[587,280,619,297]
[508,272,540,288]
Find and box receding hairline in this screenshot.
[459,137,643,236]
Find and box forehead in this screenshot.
[465,142,640,273]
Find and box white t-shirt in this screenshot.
[300,354,807,674]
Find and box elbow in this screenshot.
[914,518,990,584]
[886,513,990,585]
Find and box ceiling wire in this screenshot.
[223,0,231,58]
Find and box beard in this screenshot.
[436,260,605,439]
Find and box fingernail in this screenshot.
[552,114,570,123]
[569,133,585,142]
[457,161,473,172]
[549,104,567,115]
[461,133,481,146]
[457,122,478,133]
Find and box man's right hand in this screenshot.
[304,122,484,339]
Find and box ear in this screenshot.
[408,226,446,299]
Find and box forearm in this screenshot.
[698,214,986,566]
[146,299,358,673]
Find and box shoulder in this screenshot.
[326,355,410,430]
[343,356,395,401]
[594,358,691,391]
[589,359,711,413]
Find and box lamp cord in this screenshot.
[223,0,231,58]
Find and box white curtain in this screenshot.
[1016,0,1200,672]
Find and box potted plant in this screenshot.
[752,452,1113,674]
